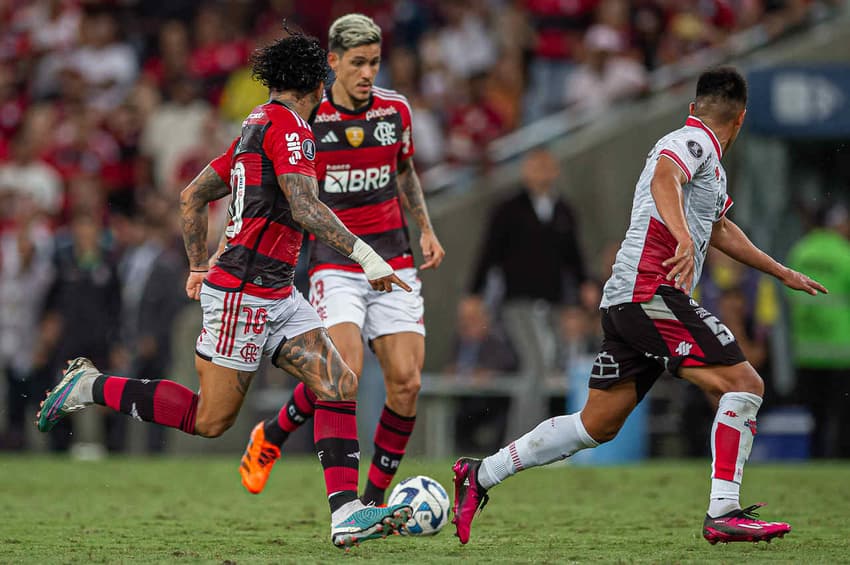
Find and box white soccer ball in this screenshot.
[387,475,451,536]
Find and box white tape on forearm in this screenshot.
[349,238,393,280]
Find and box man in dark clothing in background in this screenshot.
[36,210,123,452]
[114,198,186,453]
[467,147,591,308]
[457,147,592,452]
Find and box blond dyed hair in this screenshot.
[328,13,381,53]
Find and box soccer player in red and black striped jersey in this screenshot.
[36,31,412,550]
[239,14,446,507]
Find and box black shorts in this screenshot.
[590,286,746,401]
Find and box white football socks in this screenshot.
[708,391,763,518]
[478,413,598,489]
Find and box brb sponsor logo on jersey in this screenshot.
[324,163,391,193]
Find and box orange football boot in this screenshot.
[240,422,281,494]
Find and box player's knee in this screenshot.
[386,370,421,404]
[708,364,764,398]
[194,414,236,438]
[589,423,621,444]
[314,367,359,401]
[582,416,624,444]
[737,368,764,396]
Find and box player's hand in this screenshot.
[779,266,828,295]
[419,230,445,270]
[662,239,695,293]
[186,271,206,300]
[369,272,412,293]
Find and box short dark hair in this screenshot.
[694,67,747,122]
[250,32,330,95]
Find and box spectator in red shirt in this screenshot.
[0,64,27,142]
[188,5,251,104]
[447,72,505,166]
[141,20,193,89]
[523,0,600,122]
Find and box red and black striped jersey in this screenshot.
[308,86,415,274]
[207,100,317,299]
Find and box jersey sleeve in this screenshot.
[262,117,318,178]
[209,137,239,182]
[398,99,415,161]
[657,135,708,183]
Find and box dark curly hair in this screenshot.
[250,31,330,95]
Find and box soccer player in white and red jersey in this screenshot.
[452,67,828,545]
[36,31,413,550]
[239,13,445,507]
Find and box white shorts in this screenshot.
[195,283,323,371]
[309,267,425,341]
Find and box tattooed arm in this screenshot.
[180,165,231,299]
[279,173,411,292]
[396,157,445,269]
[279,173,357,256]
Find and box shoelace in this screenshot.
[476,492,490,515]
[736,503,765,520]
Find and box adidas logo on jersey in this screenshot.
[320,130,339,144]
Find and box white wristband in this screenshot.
[349,238,393,280]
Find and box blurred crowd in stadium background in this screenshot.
[1,0,847,455]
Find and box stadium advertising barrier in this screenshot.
[747,65,850,138]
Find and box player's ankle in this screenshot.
[362,481,386,506]
[708,498,740,518]
[262,418,288,447]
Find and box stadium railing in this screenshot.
[422,1,842,197]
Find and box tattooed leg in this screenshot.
[273,328,358,401]
[194,355,256,437]
[274,328,362,513]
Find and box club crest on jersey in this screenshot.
[345,126,365,147]
[374,121,397,146]
[301,138,316,160]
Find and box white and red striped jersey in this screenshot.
[601,116,732,308]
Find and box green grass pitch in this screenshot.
[1,456,848,563]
